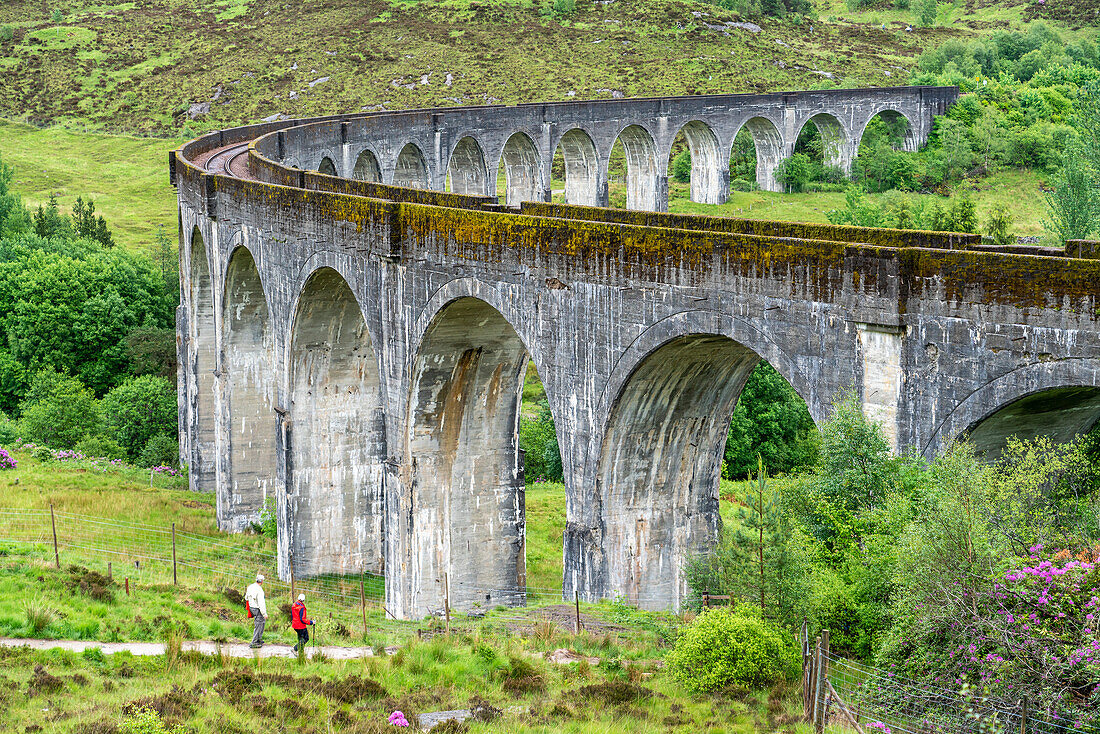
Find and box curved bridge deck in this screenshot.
[172,89,1100,620]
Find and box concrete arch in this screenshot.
[795,112,853,175]
[671,120,725,205]
[287,267,386,578]
[554,128,602,206]
[352,148,382,182]
[561,310,824,608]
[612,124,661,212]
[447,136,489,196]
[856,109,919,153]
[732,116,784,193]
[393,143,430,189]
[923,358,1100,459]
[595,334,759,610]
[220,245,278,533]
[402,296,530,615]
[189,226,217,495]
[498,132,543,207]
[318,156,337,177]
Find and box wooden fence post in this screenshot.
[360,572,368,640]
[50,503,59,569]
[805,616,814,721]
[107,562,112,582]
[814,630,830,734]
[171,523,177,586]
[702,593,709,609]
[574,590,581,634]
[1020,696,1029,734]
[443,572,451,634]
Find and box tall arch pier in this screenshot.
[173,87,1100,619]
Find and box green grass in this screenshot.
[0,452,823,734]
[665,168,1052,237]
[0,119,176,251]
[0,638,811,733]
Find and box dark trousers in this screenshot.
[294,627,309,651]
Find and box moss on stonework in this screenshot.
[176,150,1100,314]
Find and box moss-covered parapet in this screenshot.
[901,247,1100,310]
[520,201,980,251]
[201,170,1100,313]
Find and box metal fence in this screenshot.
[802,627,1097,734]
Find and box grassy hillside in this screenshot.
[0,119,176,251]
[0,0,988,135]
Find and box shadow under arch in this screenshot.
[353,148,382,182]
[403,296,537,615]
[922,359,1100,459]
[731,116,784,193]
[963,387,1100,460]
[585,313,819,611]
[287,267,386,578]
[318,156,337,176]
[553,128,601,206]
[189,225,217,494]
[393,143,430,189]
[221,245,278,533]
[497,132,543,207]
[447,136,488,196]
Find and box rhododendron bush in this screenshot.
[878,438,1100,727]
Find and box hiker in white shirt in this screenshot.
[245,574,268,648]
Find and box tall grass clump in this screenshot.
[23,596,55,635]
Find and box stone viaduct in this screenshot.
[171,87,1100,620]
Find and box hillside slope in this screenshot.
[0,0,978,134]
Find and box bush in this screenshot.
[667,606,798,692]
[19,368,100,449]
[983,204,1016,246]
[0,411,19,445]
[136,433,178,469]
[774,153,812,193]
[75,435,127,461]
[519,399,562,482]
[671,149,692,183]
[100,375,177,460]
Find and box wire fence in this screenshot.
[0,505,682,639]
[802,628,1097,734]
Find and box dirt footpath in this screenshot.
[0,637,376,660]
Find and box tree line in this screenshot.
[0,155,178,466]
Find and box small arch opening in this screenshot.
[734,117,784,193]
[446,136,488,196]
[318,156,337,177]
[666,120,723,205]
[854,111,918,193]
[393,143,430,189]
[353,149,382,182]
[551,128,600,206]
[964,387,1100,461]
[611,125,659,211]
[221,247,277,533]
[496,132,542,207]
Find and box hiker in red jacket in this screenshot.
[291,593,315,652]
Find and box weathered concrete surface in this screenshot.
[173,88,1100,619]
